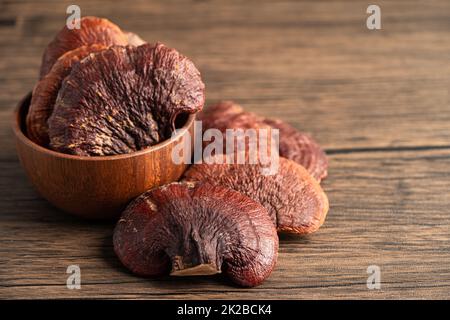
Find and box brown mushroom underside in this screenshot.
[27,44,108,146]
[198,101,328,182]
[48,43,205,156]
[183,155,329,235]
[113,182,278,287]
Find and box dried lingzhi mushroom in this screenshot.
[27,44,107,146]
[183,155,329,235]
[40,16,129,78]
[23,14,332,288]
[48,43,205,156]
[124,31,146,46]
[262,118,328,182]
[113,182,278,287]
[199,101,328,182]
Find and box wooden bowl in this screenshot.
[12,92,195,220]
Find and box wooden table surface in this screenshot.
[1,0,450,299]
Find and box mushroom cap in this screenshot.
[183,155,329,235]
[124,31,146,46]
[27,44,108,146]
[199,102,274,159]
[262,118,328,182]
[199,101,268,132]
[113,182,278,287]
[48,43,205,156]
[40,16,128,79]
[199,101,328,182]
[198,101,244,130]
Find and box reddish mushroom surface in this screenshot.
[262,118,328,182]
[199,101,328,182]
[39,16,128,79]
[183,155,329,235]
[27,44,107,146]
[48,43,205,156]
[113,182,278,287]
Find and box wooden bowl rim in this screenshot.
[12,92,196,161]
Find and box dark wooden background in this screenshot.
[1,0,450,299]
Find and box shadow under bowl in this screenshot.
[12,92,195,220]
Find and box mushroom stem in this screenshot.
[169,229,222,276]
[170,262,220,276]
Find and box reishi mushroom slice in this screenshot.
[198,100,245,130]
[262,118,328,182]
[124,31,146,46]
[198,102,274,157]
[40,16,129,79]
[27,44,108,146]
[183,155,329,235]
[199,101,328,182]
[48,43,205,156]
[113,182,278,287]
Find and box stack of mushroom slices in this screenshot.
[114,101,329,287]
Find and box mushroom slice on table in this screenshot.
[183,155,329,235]
[27,44,107,146]
[262,118,328,182]
[113,182,278,287]
[199,101,328,182]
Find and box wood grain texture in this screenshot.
[1,0,450,299]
